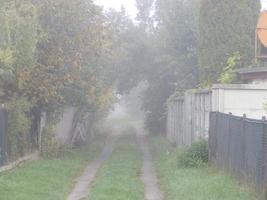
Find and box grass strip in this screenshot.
[150,136,259,200]
[0,136,105,200]
[88,134,144,200]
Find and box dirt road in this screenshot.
[138,135,164,200]
[67,137,116,200]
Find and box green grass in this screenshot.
[88,134,144,200]
[0,136,105,200]
[150,136,260,200]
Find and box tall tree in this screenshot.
[138,0,200,134]
[136,0,154,31]
[199,0,260,83]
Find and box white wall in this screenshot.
[40,107,77,145]
[252,79,267,85]
[167,84,267,147]
[54,107,77,144]
[212,84,267,119]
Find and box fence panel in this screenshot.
[228,117,243,180]
[0,110,7,167]
[167,99,185,146]
[216,113,231,170]
[244,120,264,188]
[210,112,267,192]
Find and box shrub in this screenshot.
[41,124,58,158]
[6,96,31,160]
[177,140,208,168]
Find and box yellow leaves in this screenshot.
[98,88,114,110]
[0,48,13,66]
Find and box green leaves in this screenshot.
[218,52,241,84]
[0,48,13,67]
[199,0,260,83]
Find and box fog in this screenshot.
[104,83,147,136]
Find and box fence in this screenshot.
[0,110,7,166]
[167,89,211,146]
[209,112,267,191]
[167,98,185,146]
[0,110,39,168]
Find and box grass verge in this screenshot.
[88,133,144,200]
[150,136,260,200]
[0,135,105,200]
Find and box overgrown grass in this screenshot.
[88,133,144,200]
[150,136,260,200]
[177,140,208,168]
[0,135,105,200]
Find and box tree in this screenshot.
[138,0,200,134]
[199,0,260,83]
[0,0,39,159]
[136,0,154,31]
[105,7,151,94]
[0,0,118,157]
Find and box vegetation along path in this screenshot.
[67,136,117,200]
[0,136,105,200]
[150,137,260,200]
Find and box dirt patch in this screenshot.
[67,137,116,200]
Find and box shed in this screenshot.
[236,67,267,85]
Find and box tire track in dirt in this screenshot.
[67,136,116,200]
[138,135,164,200]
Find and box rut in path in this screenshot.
[67,137,116,200]
[138,135,164,200]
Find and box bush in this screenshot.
[6,96,32,160]
[41,123,68,158]
[177,140,208,168]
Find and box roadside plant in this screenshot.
[177,140,208,168]
[218,52,241,84]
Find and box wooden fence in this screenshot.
[167,89,211,146]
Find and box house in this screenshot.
[236,67,267,85]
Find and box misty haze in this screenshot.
[0,0,266,200]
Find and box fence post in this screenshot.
[227,112,232,171]
[209,112,216,163]
[261,116,267,195]
[241,114,247,181]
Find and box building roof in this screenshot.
[212,84,267,90]
[236,67,267,74]
[236,67,267,81]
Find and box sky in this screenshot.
[95,0,138,18]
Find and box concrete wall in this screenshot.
[40,107,77,145]
[212,84,267,119]
[167,84,267,146]
[54,107,77,144]
[252,78,267,85]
